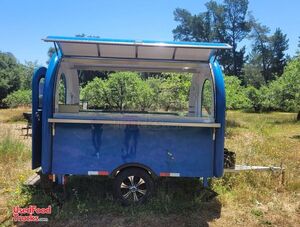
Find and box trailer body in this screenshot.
[32,36,231,185]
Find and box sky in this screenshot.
[0,0,299,65]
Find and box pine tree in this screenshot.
[173,0,251,77]
[269,28,289,78]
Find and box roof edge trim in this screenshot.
[43,36,232,49]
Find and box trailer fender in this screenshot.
[111,163,158,179]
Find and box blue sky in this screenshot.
[0,0,299,65]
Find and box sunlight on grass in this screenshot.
[214,111,300,226]
[0,123,32,225]
[0,107,30,123]
[0,110,299,226]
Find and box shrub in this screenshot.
[224,76,251,110]
[145,77,162,110]
[106,72,141,111]
[268,58,300,112]
[81,77,108,109]
[135,80,156,111]
[3,89,31,108]
[159,73,191,111]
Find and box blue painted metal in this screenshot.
[55,174,64,185]
[203,177,209,188]
[32,67,47,169]
[44,36,232,49]
[41,51,61,174]
[210,58,226,177]
[52,124,214,177]
[34,37,229,184]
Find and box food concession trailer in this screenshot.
[32,36,232,204]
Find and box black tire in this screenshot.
[113,168,154,205]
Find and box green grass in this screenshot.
[0,133,29,161]
[0,127,32,226]
[0,110,299,226]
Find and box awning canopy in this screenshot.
[44,36,231,72]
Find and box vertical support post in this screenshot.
[280,163,285,186]
[203,177,209,188]
[56,174,65,185]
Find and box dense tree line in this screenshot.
[0,51,36,107]
[172,0,299,119]
[1,52,299,120]
[173,0,289,87]
[81,72,192,112]
[225,56,300,119]
[80,55,300,118]
[0,0,299,120]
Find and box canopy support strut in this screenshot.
[54,42,58,56]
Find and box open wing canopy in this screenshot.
[44,36,231,72]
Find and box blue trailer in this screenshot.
[32,36,232,204]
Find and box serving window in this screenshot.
[53,61,216,124]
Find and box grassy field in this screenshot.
[0,109,299,226]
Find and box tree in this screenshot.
[269,28,289,77]
[173,0,251,78]
[248,21,289,83]
[267,57,300,120]
[242,59,265,88]
[222,0,251,77]
[135,80,155,111]
[0,52,22,106]
[78,70,110,87]
[224,76,251,109]
[3,89,31,108]
[81,77,109,108]
[144,77,162,110]
[46,47,55,64]
[159,73,191,111]
[20,61,38,90]
[106,72,141,111]
[173,9,195,41]
[245,86,261,112]
[248,19,272,83]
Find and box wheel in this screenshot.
[113,168,154,205]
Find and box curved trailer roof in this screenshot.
[44,36,231,72]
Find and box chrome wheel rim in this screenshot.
[120,175,147,202]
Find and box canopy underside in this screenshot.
[44,36,231,72]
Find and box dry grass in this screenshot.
[0,109,299,226]
[0,108,33,225]
[0,107,30,123]
[0,125,32,225]
[212,111,300,226]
